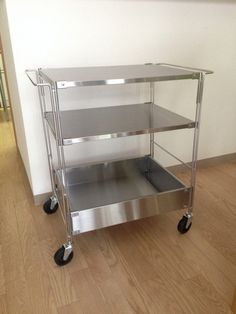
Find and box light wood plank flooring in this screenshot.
[0,110,235,313]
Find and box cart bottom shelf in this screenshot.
[56,156,190,234]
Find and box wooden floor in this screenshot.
[0,110,235,314]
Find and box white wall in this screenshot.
[2,0,236,196]
[0,0,32,186]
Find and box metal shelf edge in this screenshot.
[56,74,198,89]
[62,122,196,145]
[70,187,190,234]
[44,104,196,145]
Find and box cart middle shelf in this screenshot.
[45,102,195,145]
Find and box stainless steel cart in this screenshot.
[26,63,212,266]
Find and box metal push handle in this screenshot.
[25,69,38,86]
[25,69,51,87]
[156,63,213,75]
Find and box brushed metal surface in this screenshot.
[39,64,200,88]
[71,189,188,234]
[55,156,189,234]
[45,103,195,145]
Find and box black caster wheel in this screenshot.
[43,197,58,215]
[54,246,74,266]
[177,215,192,234]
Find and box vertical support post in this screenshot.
[150,82,155,158]
[52,86,73,245]
[188,72,205,214]
[37,71,57,198]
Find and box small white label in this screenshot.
[72,214,80,234]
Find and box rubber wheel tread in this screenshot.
[177,216,192,234]
[43,198,58,215]
[54,246,74,266]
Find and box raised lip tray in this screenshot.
[39,64,201,88]
[45,103,195,145]
[55,156,190,234]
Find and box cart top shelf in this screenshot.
[39,63,213,89]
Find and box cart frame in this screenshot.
[26,63,212,265]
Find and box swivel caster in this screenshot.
[177,213,192,234]
[43,196,58,214]
[54,243,73,266]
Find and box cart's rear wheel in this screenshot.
[54,246,73,266]
[43,197,58,214]
[177,215,192,234]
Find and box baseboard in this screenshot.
[196,152,236,168]
[33,152,236,206]
[34,192,51,206]
[167,152,236,173]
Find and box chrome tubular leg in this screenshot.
[149,82,155,158]
[48,85,68,217]
[37,72,57,200]
[188,72,205,215]
[52,87,73,245]
[178,72,205,234]
[51,87,74,266]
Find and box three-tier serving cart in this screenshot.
[26,63,212,266]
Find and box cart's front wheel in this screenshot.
[54,246,73,266]
[177,215,192,234]
[43,197,58,214]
